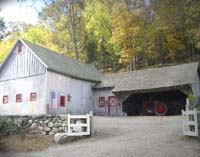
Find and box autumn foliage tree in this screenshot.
[0,0,200,72]
[111,3,138,70]
[83,0,120,71]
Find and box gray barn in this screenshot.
[0,39,199,116]
[93,62,200,116]
[0,39,102,115]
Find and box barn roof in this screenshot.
[93,62,199,92]
[21,39,102,82]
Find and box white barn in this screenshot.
[0,39,103,115]
[0,39,199,116]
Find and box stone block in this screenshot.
[48,122,54,128]
[44,127,51,132]
[30,123,37,129]
[54,133,68,144]
[38,126,44,131]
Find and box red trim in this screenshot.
[3,95,8,104]
[30,92,37,101]
[107,96,118,115]
[16,94,22,103]
[99,97,105,107]
[60,96,66,107]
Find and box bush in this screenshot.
[188,94,195,104]
[196,105,200,111]
[0,117,25,138]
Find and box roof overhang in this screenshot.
[112,84,191,94]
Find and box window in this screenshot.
[3,95,8,104]
[16,94,22,103]
[17,44,23,54]
[60,96,66,107]
[99,97,105,107]
[30,92,37,101]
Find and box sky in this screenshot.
[0,0,44,25]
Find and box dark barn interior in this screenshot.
[122,90,187,116]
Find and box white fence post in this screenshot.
[89,111,94,136]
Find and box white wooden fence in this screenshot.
[182,109,200,136]
[67,112,93,136]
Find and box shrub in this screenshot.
[196,104,200,111]
[0,117,24,138]
[188,94,195,104]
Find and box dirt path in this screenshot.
[0,116,200,157]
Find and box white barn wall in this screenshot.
[191,72,200,105]
[0,43,46,81]
[0,41,47,115]
[46,71,93,115]
[0,75,46,115]
[70,78,93,114]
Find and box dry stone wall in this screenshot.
[29,115,68,135]
[6,115,68,136]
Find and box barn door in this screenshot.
[108,96,118,116]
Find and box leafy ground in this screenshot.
[0,117,55,152]
[0,129,87,152]
[0,131,55,152]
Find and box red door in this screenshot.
[107,96,118,115]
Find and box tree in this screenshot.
[83,0,120,71]
[110,3,142,70]
[41,0,85,60]
[0,23,55,63]
[0,17,6,39]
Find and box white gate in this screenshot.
[182,109,200,136]
[67,113,93,136]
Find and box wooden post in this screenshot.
[89,111,94,136]
[182,109,199,136]
[67,114,71,135]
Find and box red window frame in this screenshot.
[30,92,37,101]
[99,96,105,107]
[60,96,66,107]
[16,94,22,103]
[17,44,23,54]
[3,95,8,104]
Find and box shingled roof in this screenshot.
[21,39,102,82]
[93,62,199,92]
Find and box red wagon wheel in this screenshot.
[154,102,168,116]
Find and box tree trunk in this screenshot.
[65,0,79,60]
[74,38,78,60]
[191,39,195,61]
[129,58,132,71]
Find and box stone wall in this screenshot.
[29,115,68,135]
[6,114,68,136]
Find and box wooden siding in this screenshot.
[191,73,200,105]
[46,71,93,115]
[0,74,47,115]
[0,44,46,81]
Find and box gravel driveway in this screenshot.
[1,116,200,157]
